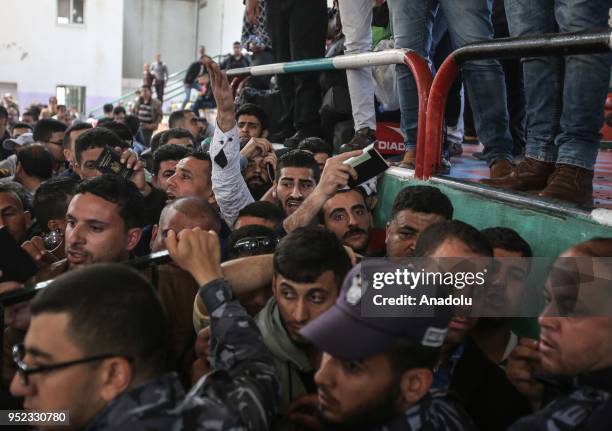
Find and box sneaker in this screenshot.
[340,127,376,153]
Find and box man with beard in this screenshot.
[239,136,277,200]
[412,221,490,377]
[386,186,454,258]
[205,59,327,225]
[507,238,612,430]
[294,262,476,431]
[441,226,533,430]
[283,182,372,254]
[256,226,351,417]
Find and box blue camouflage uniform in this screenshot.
[83,278,280,430]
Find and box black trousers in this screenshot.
[155,80,165,102]
[267,0,327,131]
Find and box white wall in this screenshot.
[0,0,124,114]
[197,0,245,61]
[123,0,197,79]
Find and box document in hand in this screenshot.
[343,143,389,188]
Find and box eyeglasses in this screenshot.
[46,140,64,146]
[232,236,279,255]
[12,343,133,386]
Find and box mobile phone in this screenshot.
[0,227,39,283]
[94,147,134,180]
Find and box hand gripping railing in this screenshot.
[423,29,612,179]
[225,49,434,175]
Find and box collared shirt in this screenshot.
[151,61,169,81]
[210,125,254,226]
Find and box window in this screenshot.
[57,0,84,25]
[57,85,86,115]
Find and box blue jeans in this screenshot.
[181,82,202,109]
[388,0,513,165]
[505,0,611,170]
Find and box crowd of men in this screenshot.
[0,0,611,430]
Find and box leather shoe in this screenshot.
[480,157,555,191]
[340,127,376,153]
[284,129,320,149]
[489,160,513,179]
[539,164,594,207]
[268,128,295,144]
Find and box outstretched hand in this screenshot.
[205,60,236,132]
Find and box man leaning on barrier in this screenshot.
[10,229,280,430]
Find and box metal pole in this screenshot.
[423,29,612,179]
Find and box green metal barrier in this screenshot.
[375,168,612,258]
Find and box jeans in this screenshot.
[388,0,513,165]
[505,0,611,170]
[338,0,376,131]
[181,82,202,110]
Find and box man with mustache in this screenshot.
[281,149,362,232]
[320,189,372,255]
[240,135,276,200]
[507,238,612,430]
[255,226,351,418]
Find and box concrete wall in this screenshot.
[0,0,124,114]
[122,0,198,79]
[196,0,245,63]
[123,0,244,81]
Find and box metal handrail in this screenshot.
[88,54,225,117]
[224,49,433,171]
[423,29,612,179]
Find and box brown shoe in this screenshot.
[480,157,555,191]
[340,127,376,153]
[539,164,594,207]
[489,160,513,179]
[398,149,416,169]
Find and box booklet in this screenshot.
[343,143,389,188]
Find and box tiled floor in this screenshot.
[449,144,612,209]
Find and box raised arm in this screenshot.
[206,60,254,225]
[283,150,361,233]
